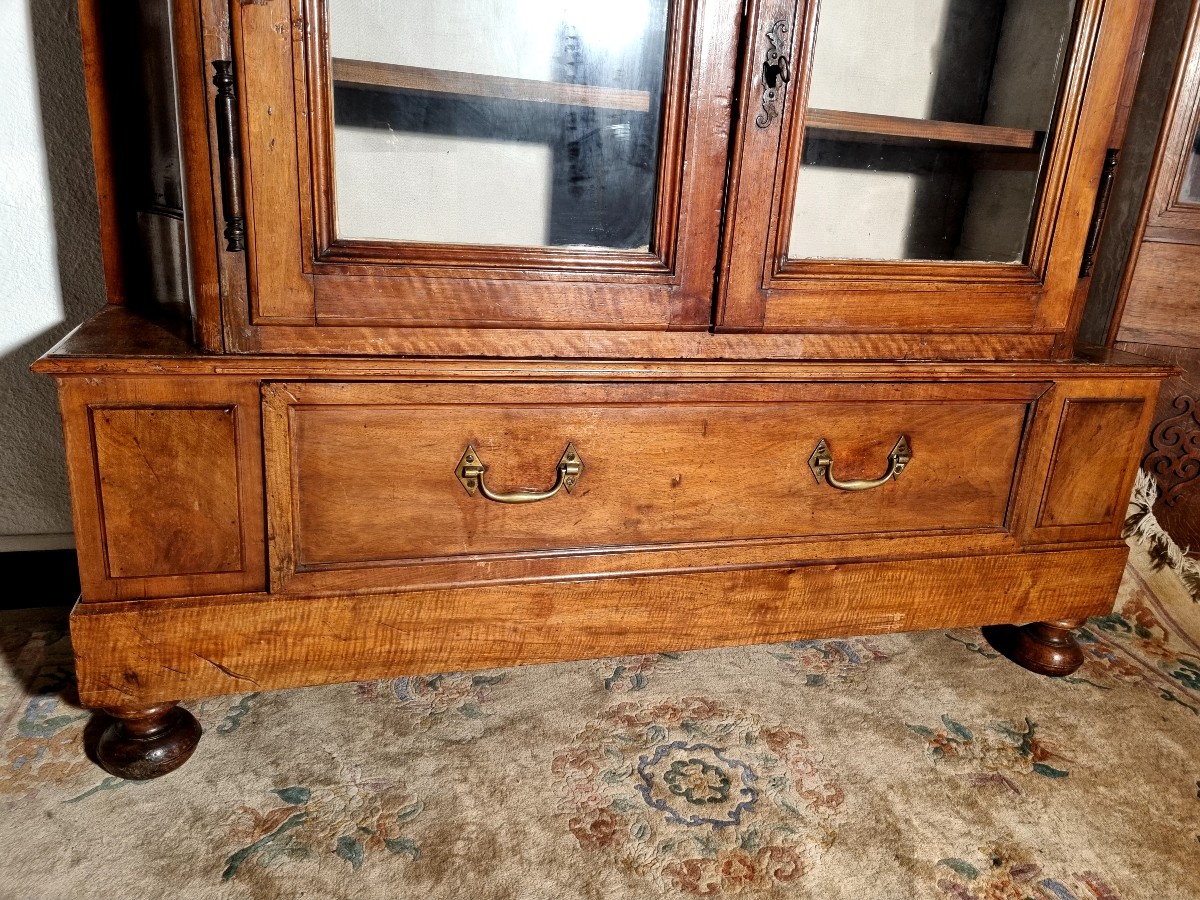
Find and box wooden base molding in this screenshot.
[71,546,1128,710]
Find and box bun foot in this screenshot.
[983,618,1087,677]
[95,702,201,780]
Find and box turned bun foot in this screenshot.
[983,618,1087,677]
[95,702,202,780]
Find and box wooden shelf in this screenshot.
[332,58,651,113]
[805,108,1042,151]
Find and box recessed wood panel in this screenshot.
[53,374,268,602]
[93,407,243,577]
[1038,398,1147,527]
[1116,240,1200,347]
[267,381,1035,593]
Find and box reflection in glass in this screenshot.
[789,0,1077,264]
[328,0,669,250]
[1180,120,1200,205]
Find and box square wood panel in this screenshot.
[1038,399,1147,528]
[92,406,243,578]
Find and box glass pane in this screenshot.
[327,0,670,250]
[1179,119,1200,205]
[788,0,1077,264]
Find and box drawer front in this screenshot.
[264,382,1041,593]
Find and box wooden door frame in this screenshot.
[716,0,1143,348]
[216,0,739,340]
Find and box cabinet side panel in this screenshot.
[1038,398,1148,527]
[1115,240,1200,347]
[92,407,242,577]
[56,376,267,602]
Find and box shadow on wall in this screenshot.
[1,0,106,540]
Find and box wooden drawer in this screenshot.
[264,381,1042,594]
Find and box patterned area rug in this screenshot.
[2,542,1199,900]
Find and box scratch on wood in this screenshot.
[194,653,261,686]
[103,679,138,699]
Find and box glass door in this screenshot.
[719,0,1142,350]
[1143,25,1200,234]
[230,0,729,335]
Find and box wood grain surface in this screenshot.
[805,108,1040,149]
[266,381,1034,594]
[1116,240,1200,347]
[92,406,242,578]
[70,545,1130,708]
[1038,399,1150,526]
[331,58,652,112]
[55,375,267,602]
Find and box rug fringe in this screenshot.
[1123,469,1200,602]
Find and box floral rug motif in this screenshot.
[766,637,892,685]
[935,845,1123,900]
[223,772,424,880]
[907,715,1071,793]
[1,538,1199,899]
[553,697,840,895]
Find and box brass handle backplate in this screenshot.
[455,443,583,504]
[808,436,912,492]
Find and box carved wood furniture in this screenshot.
[38,0,1173,778]
[1085,0,1200,549]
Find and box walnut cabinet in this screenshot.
[36,0,1173,777]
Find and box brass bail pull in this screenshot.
[455,443,583,504]
[808,436,912,492]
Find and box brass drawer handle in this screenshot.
[808,436,912,492]
[455,443,583,504]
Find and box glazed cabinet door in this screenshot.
[1140,0,1200,236]
[718,0,1143,352]
[226,0,736,341]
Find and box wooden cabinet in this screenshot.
[36,0,1173,779]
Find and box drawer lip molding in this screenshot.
[263,380,1040,596]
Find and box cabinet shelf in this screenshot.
[331,58,652,113]
[805,108,1042,151]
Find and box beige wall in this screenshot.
[0,0,105,548]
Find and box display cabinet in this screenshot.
[36,0,1172,779]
